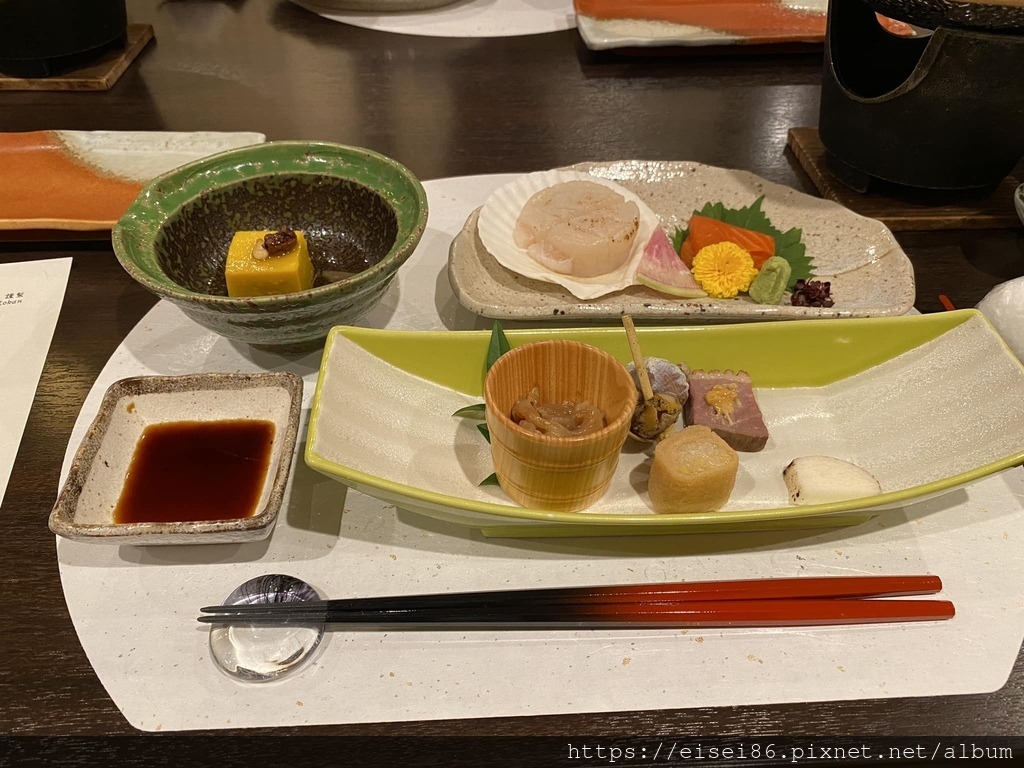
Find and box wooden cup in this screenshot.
[484,340,637,512]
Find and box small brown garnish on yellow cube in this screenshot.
[264,228,298,255]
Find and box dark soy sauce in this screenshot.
[113,420,275,524]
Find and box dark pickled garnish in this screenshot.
[264,228,298,255]
[790,279,834,308]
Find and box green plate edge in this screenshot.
[323,311,970,393]
[478,513,879,538]
[304,309,1024,529]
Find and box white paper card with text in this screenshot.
[0,257,72,509]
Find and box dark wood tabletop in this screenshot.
[2,0,1023,763]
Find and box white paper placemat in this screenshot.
[56,177,1022,731]
[1,257,71,510]
[291,0,575,38]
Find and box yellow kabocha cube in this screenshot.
[225,230,315,297]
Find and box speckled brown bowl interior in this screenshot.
[155,174,400,295]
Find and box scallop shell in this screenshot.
[626,357,690,406]
[476,169,662,300]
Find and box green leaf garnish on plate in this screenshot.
[486,320,511,371]
[669,226,687,254]
[453,403,486,418]
[672,196,813,289]
[478,473,500,487]
[453,322,511,419]
[450,322,504,483]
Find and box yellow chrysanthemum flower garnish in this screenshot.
[691,242,759,299]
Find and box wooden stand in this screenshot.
[787,127,1022,231]
[0,24,153,92]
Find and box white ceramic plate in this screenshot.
[448,160,916,322]
[49,373,303,546]
[290,0,576,37]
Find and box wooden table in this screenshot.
[2,0,1023,762]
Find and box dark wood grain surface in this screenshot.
[2,0,1023,761]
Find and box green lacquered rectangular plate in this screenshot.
[305,310,1024,537]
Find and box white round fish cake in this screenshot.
[512,181,640,278]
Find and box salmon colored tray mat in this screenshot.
[574,0,918,49]
[53,175,1024,731]
[0,131,265,231]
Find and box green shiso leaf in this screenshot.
[477,423,491,443]
[676,196,814,289]
[486,321,511,371]
[479,473,501,487]
[452,403,486,418]
[670,226,687,254]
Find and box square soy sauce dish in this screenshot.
[49,372,302,546]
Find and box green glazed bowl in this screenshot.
[112,141,428,348]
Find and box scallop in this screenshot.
[512,181,640,278]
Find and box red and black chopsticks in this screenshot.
[197,574,954,630]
